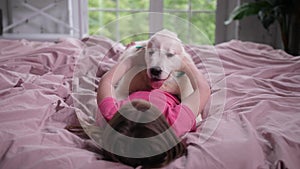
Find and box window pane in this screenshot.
[118,12,149,44]
[88,11,101,34]
[119,0,149,10]
[191,0,216,10]
[165,12,188,21]
[163,0,216,44]
[89,12,117,38]
[163,13,189,42]
[163,12,214,44]
[88,0,216,44]
[164,0,188,10]
[190,12,216,44]
[89,0,116,9]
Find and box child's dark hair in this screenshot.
[101,99,187,168]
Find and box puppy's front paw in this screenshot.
[119,42,146,66]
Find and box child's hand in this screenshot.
[159,76,181,95]
[178,53,195,72]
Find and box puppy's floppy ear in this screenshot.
[118,41,147,62]
[181,48,193,61]
[135,40,148,48]
[147,41,152,48]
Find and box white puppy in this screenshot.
[116,29,193,101]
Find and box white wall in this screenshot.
[0,0,9,33]
[2,0,69,34]
[0,0,88,40]
[215,0,239,44]
[216,0,283,50]
[238,0,282,49]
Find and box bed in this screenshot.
[0,36,299,169]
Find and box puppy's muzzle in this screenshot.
[149,66,162,78]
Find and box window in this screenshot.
[1,0,88,41]
[88,0,216,45]
[0,0,218,43]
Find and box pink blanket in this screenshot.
[0,37,299,169]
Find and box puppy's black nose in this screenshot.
[150,67,162,76]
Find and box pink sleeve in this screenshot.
[98,97,120,121]
[167,104,196,137]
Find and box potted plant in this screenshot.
[225,0,299,56]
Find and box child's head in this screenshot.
[101,99,186,168]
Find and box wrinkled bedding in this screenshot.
[0,36,299,169]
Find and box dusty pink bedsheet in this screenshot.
[0,37,299,169]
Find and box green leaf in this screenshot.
[224,1,271,25]
[258,9,276,29]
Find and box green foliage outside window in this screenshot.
[88,0,216,45]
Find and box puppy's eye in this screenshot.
[149,51,154,56]
[166,53,174,57]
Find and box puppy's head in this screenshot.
[145,30,185,87]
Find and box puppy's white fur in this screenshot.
[146,30,184,80]
[116,29,193,101]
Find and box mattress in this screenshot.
[0,36,299,169]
